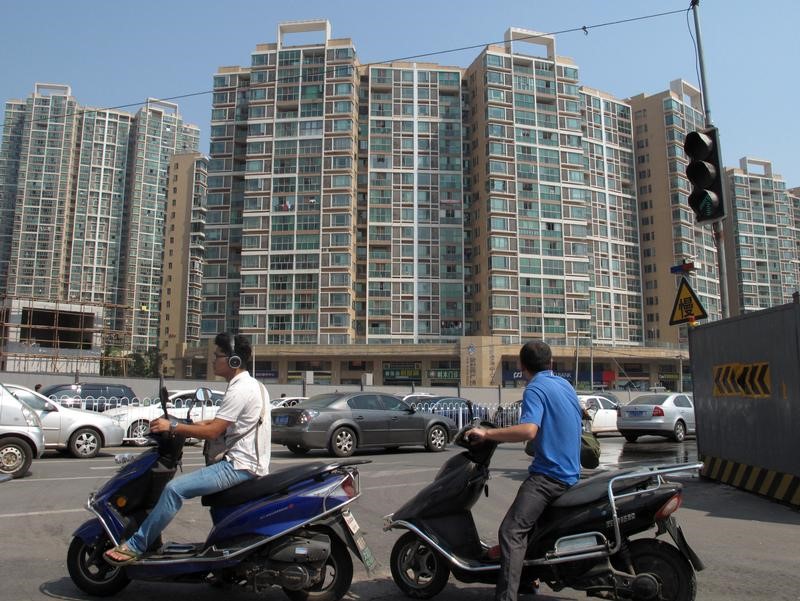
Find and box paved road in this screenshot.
[1,436,798,600]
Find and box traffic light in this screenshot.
[684,126,725,224]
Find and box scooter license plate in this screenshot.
[341,510,378,573]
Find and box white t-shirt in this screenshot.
[215,371,271,476]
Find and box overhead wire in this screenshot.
[1,6,691,131]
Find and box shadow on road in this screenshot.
[678,478,800,526]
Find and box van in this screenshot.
[0,383,45,478]
[39,382,139,412]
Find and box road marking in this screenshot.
[363,481,431,491]
[0,508,87,518]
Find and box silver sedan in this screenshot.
[616,392,696,443]
[4,384,125,458]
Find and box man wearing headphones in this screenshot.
[105,332,271,565]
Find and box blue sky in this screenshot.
[2,0,797,185]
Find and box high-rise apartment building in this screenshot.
[121,100,199,352]
[206,21,361,347]
[628,80,721,347]
[358,62,465,344]
[0,85,198,372]
[463,30,641,348]
[160,152,208,377]
[724,158,798,313]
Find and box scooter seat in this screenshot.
[550,468,652,508]
[201,462,331,507]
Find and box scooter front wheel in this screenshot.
[284,537,353,601]
[67,536,130,597]
[390,531,450,599]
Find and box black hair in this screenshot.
[214,332,252,369]
[519,340,552,375]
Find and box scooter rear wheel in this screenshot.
[390,531,450,599]
[283,537,353,601]
[67,536,130,597]
[624,538,696,601]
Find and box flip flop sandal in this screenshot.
[104,543,140,566]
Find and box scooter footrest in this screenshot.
[161,542,201,554]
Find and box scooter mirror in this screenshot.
[195,387,210,403]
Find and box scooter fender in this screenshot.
[73,518,105,546]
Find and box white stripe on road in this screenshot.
[0,508,87,518]
[363,481,431,490]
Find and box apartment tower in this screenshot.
[628,80,721,347]
[463,30,641,356]
[723,158,797,313]
[159,152,208,377]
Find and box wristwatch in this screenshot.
[168,417,179,434]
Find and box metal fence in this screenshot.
[411,401,522,429]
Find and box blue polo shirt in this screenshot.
[519,370,582,485]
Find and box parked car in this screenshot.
[102,389,224,445]
[4,384,124,458]
[271,396,308,408]
[578,394,619,434]
[616,392,696,442]
[0,383,45,478]
[272,391,458,457]
[399,392,437,403]
[39,382,140,412]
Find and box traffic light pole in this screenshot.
[692,0,729,318]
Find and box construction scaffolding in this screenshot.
[0,295,132,375]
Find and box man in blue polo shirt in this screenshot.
[467,340,581,601]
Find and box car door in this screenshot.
[674,395,695,433]
[383,394,427,444]
[346,394,392,446]
[588,397,615,432]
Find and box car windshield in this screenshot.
[299,394,342,408]
[631,394,668,405]
[8,387,49,411]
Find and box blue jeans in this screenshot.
[126,460,253,554]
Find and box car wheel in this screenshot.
[425,425,448,452]
[672,421,686,443]
[622,432,638,443]
[127,420,151,447]
[329,427,356,458]
[0,436,33,479]
[69,427,101,458]
[287,444,310,455]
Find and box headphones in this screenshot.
[222,333,243,370]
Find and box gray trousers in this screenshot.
[496,473,569,601]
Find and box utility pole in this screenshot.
[691,0,730,318]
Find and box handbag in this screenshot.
[579,430,601,469]
[203,384,267,466]
[523,428,601,470]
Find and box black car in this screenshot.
[271,391,458,457]
[40,382,139,412]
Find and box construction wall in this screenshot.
[689,301,800,507]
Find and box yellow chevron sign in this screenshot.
[712,362,771,397]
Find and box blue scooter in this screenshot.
[67,387,375,600]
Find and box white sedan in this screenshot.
[4,383,124,458]
[103,389,224,445]
[578,394,620,434]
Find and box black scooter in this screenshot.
[384,417,704,601]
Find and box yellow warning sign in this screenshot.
[669,277,708,325]
[712,362,771,397]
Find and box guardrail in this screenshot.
[412,401,522,429]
